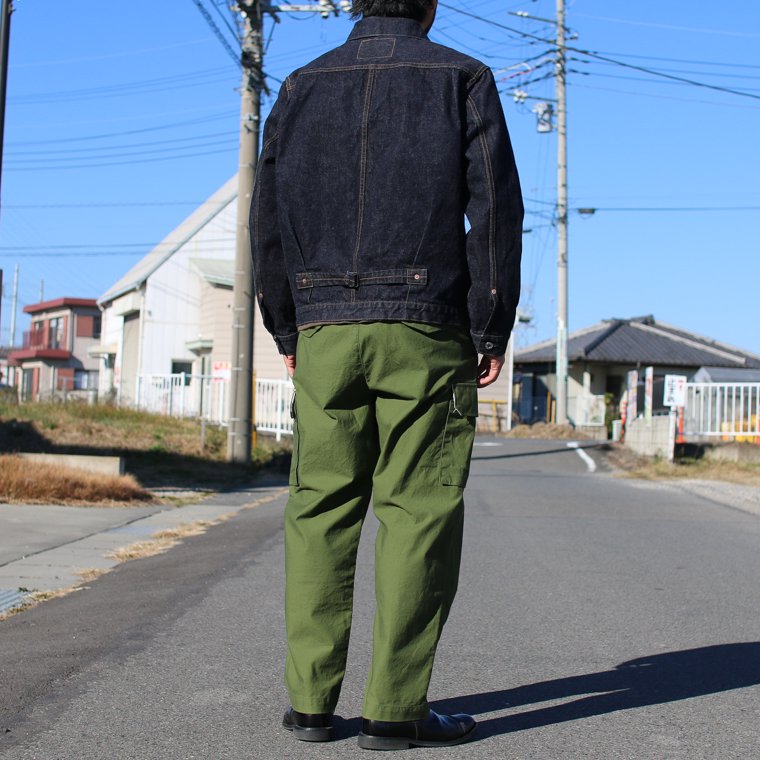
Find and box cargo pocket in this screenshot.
[439,382,479,487]
[289,392,300,488]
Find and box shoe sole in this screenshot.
[357,724,476,750]
[282,723,333,742]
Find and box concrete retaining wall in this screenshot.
[625,414,675,459]
[19,453,124,477]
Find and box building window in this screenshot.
[76,314,102,339]
[74,370,99,390]
[171,361,193,386]
[49,317,64,349]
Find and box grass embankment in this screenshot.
[0,455,153,505]
[605,443,760,487]
[0,400,290,502]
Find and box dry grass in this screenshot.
[0,400,292,495]
[0,455,154,505]
[0,586,86,621]
[105,520,213,562]
[76,567,111,583]
[605,443,760,486]
[502,422,590,440]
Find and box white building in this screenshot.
[94,177,285,418]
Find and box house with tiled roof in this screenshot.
[514,315,760,428]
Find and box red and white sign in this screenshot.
[212,361,231,382]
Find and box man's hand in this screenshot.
[283,354,296,378]
[476,354,505,388]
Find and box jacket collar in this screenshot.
[348,16,428,41]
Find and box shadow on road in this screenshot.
[430,643,760,739]
[472,442,607,462]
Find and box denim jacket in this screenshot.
[251,16,523,356]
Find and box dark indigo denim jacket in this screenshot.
[251,16,523,356]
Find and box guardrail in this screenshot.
[684,382,760,440]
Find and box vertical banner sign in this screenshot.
[663,374,687,408]
[627,370,639,423]
[644,366,654,422]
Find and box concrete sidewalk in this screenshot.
[0,475,288,614]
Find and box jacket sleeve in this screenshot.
[250,81,298,356]
[463,67,524,356]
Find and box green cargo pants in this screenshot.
[284,321,479,721]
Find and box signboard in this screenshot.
[663,374,687,408]
[644,366,654,422]
[627,370,638,421]
[212,361,231,382]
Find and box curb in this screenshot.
[0,485,288,616]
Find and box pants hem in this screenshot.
[362,700,430,722]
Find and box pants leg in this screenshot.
[360,322,478,721]
[284,325,379,713]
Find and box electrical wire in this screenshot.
[6,131,235,158]
[189,0,242,68]
[437,3,760,102]
[5,146,237,172]
[6,111,237,147]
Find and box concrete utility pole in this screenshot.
[228,0,265,464]
[227,0,349,464]
[10,262,18,345]
[554,0,569,425]
[0,0,13,218]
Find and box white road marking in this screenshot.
[474,442,503,447]
[567,441,597,473]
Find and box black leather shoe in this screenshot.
[358,709,476,750]
[282,707,333,742]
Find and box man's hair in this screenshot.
[350,0,434,22]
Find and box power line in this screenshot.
[5,136,237,165]
[205,0,241,45]
[189,0,241,68]
[5,145,236,171]
[4,200,224,209]
[5,110,236,146]
[9,66,235,105]
[11,37,216,68]
[6,130,235,158]
[437,3,760,102]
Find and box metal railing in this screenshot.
[255,378,294,441]
[134,374,293,438]
[684,382,760,440]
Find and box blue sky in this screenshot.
[1,1,759,354]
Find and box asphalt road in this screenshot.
[1,437,759,759]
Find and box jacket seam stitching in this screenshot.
[466,65,490,91]
[353,68,376,301]
[298,62,476,75]
[466,95,497,290]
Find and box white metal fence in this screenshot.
[683,382,760,440]
[134,374,293,438]
[255,378,294,441]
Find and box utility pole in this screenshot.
[10,262,18,344]
[227,0,348,464]
[509,3,569,425]
[0,0,13,218]
[228,0,265,464]
[554,0,569,425]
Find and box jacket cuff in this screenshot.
[275,331,299,356]
[471,331,507,356]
